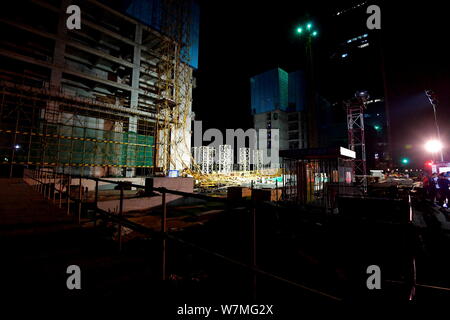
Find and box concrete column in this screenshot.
[50,0,72,91]
[127,24,143,178]
[130,24,142,109]
[129,117,138,133]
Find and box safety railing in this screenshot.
[24,167,450,300]
[22,166,344,301]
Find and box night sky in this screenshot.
[193,0,449,166]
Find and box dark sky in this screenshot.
[193,0,450,165]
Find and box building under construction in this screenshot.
[0,0,199,178]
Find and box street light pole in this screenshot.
[425,90,444,162]
[431,104,444,162]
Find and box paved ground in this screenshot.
[0,178,73,232]
[1,178,449,306]
[0,178,163,300]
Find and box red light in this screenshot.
[425,161,433,167]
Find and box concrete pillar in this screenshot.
[51,0,72,91]
[130,24,142,109]
[129,117,138,133]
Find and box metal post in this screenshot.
[67,175,71,216]
[46,170,50,198]
[161,190,167,280]
[275,180,279,203]
[38,169,41,191]
[33,169,37,190]
[118,185,124,252]
[42,169,46,195]
[59,172,62,208]
[251,195,257,300]
[42,169,45,194]
[47,171,51,199]
[250,185,256,300]
[41,169,45,194]
[38,168,42,193]
[78,177,82,223]
[52,168,56,203]
[94,179,99,227]
[47,170,51,200]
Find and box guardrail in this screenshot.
[23,167,343,301]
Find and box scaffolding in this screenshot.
[239,147,250,172]
[0,0,197,178]
[192,146,214,174]
[0,79,155,177]
[252,149,263,172]
[218,144,233,174]
[154,0,194,175]
[191,146,200,166]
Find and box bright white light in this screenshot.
[425,140,443,153]
[14,144,20,149]
[341,53,348,58]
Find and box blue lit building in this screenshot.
[102,0,200,69]
[251,68,308,153]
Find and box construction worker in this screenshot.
[437,173,450,207]
[427,173,438,204]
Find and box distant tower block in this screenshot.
[218,145,233,174]
[252,149,263,171]
[239,147,250,171]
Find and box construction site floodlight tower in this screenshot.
[345,91,368,193]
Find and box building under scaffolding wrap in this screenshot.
[0,0,199,177]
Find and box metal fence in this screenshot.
[282,157,359,209]
[23,166,343,301]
